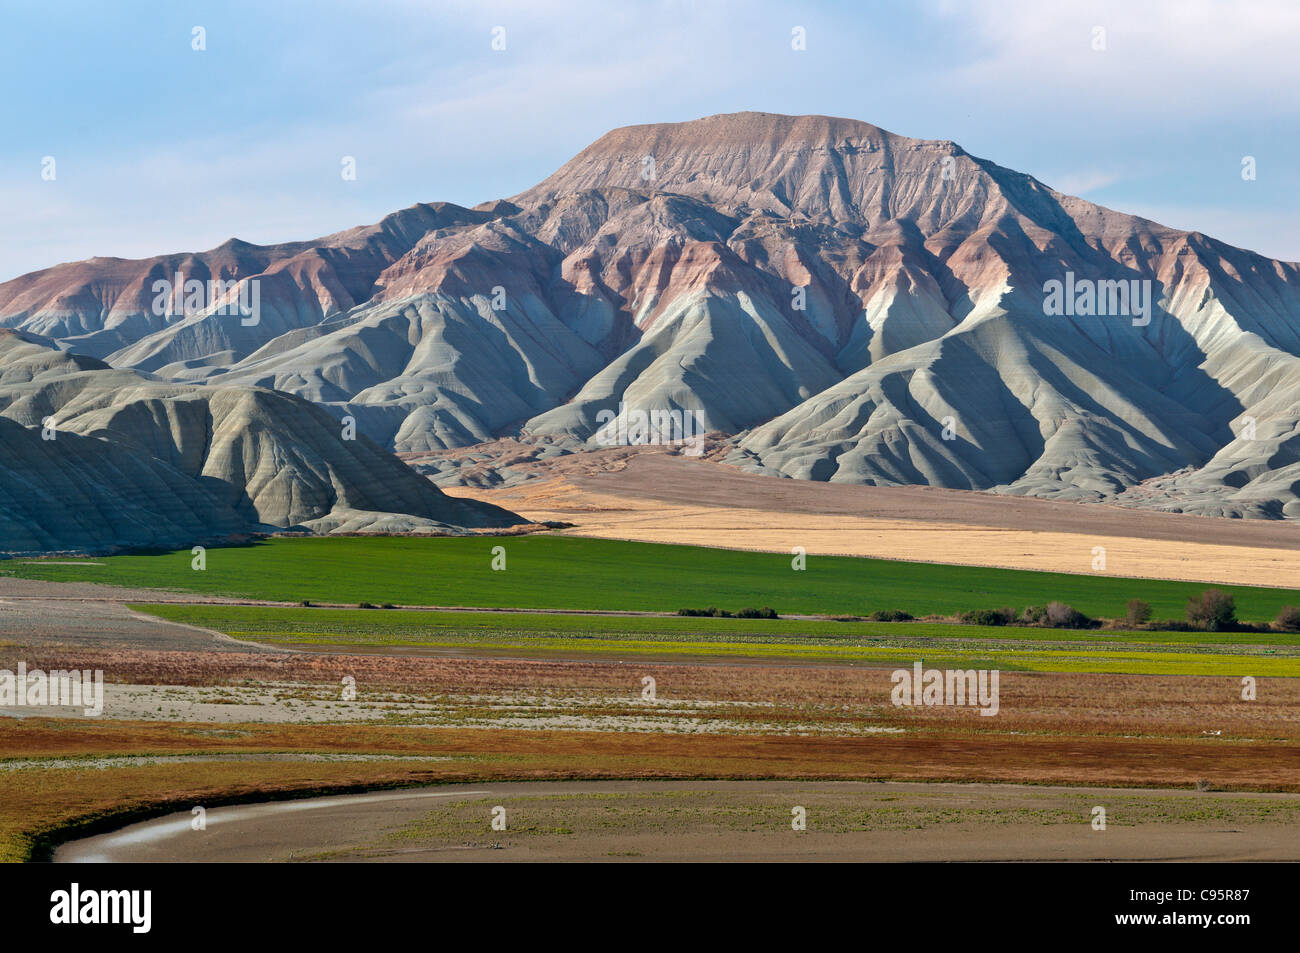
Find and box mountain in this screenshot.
[0,331,521,554]
[4,111,1300,521]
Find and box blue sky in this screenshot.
[2,0,1298,281]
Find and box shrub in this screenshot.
[1020,605,1047,625]
[1186,589,1237,631]
[867,609,913,622]
[735,607,779,619]
[1125,599,1152,627]
[1045,601,1092,629]
[959,608,1015,627]
[357,602,377,609]
[1275,606,1300,632]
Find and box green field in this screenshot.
[134,603,1300,676]
[5,535,1299,621]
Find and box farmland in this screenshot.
[6,535,1300,621]
[5,534,1300,861]
[134,603,1300,676]
[6,657,1300,861]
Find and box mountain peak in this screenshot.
[515,111,969,226]
[6,112,1300,524]
[584,111,900,149]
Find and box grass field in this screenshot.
[134,603,1300,676]
[7,535,1300,621]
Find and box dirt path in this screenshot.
[53,779,1300,863]
[0,579,277,653]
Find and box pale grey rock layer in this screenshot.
[0,334,519,554]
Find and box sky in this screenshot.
[2,0,1298,281]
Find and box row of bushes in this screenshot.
[1133,590,1274,632]
[328,593,1298,633]
[677,606,779,619]
[957,602,1097,629]
[950,591,1300,633]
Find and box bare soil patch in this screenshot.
[444,454,1300,587]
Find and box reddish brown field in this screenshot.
[6,716,1300,860]
[9,645,1299,739]
[4,641,1297,861]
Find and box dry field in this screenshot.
[442,452,1300,588]
[5,644,1299,860]
[5,645,1298,740]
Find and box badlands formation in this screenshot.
[4,111,1300,554]
[0,332,519,554]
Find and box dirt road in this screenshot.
[0,578,276,652]
[53,779,1300,862]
